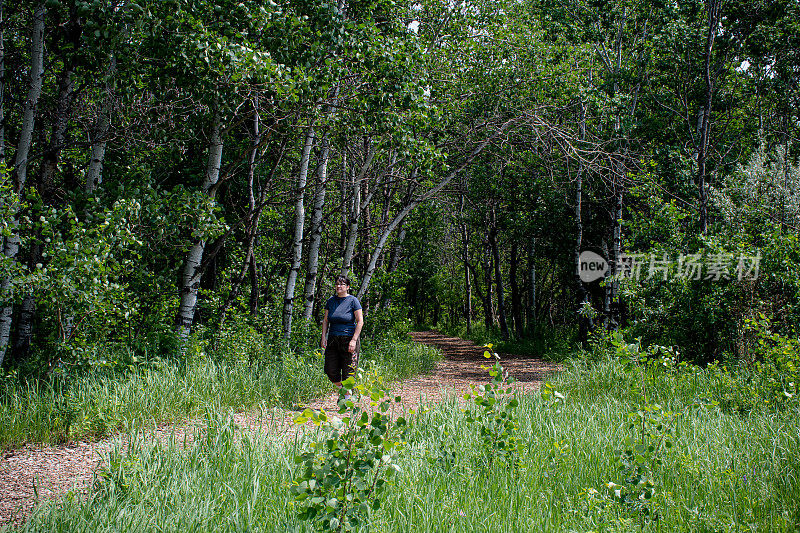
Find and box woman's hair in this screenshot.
[334,275,351,287]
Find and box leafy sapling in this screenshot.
[540,381,566,413]
[604,333,680,525]
[291,371,406,532]
[463,345,520,470]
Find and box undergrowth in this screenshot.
[0,315,439,449]
[18,337,799,532]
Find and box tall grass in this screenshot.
[19,352,799,532]
[0,327,440,449]
[19,412,305,532]
[360,340,440,382]
[0,355,330,449]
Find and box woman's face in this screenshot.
[335,281,349,297]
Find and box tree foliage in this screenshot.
[0,0,796,371]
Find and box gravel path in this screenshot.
[0,331,560,528]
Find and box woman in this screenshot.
[321,275,364,394]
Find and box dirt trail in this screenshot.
[405,331,561,397]
[0,331,560,527]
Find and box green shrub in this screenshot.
[745,314,799,409]
[462,346,520,469]
[291,372,406,532]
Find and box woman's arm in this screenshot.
[321,310,329,348]
[349,309,364,353]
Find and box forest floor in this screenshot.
[0,331,561,528]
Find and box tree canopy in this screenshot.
[0,0,798,369]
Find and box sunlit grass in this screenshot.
[19,354,799,532]
[0,335,440,450]
[0,356,329,449]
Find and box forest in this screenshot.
[0,0,799,531]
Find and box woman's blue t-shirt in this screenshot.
[325,294,362,337]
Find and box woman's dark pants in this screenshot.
[324,335,360,383]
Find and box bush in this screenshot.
[291,373,406,532]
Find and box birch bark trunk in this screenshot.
[378,221,405,310]
[18,54,77,356]
[528,237,536,327]
[340,165,359,277]
[39,70,76,189]
[609,190,623,328]
[388,224,405,273]
[249,243,260,315]
[85,57,115,193]
[302,131,330,320]
[489,207,509,341]
[220,106,261,324]
[176,110,223,340]
[510,242,522,339]
[575,159,591,342]
[574,97,592,344]
[697,0,721,235]
[0,2,45,366]
[482,238,494,329]
[340,144,375,277]
[0,1,5,165]
[282,126,315,340]
[14,245,38,357]
[9,2,43,195]
[459,194,472,332]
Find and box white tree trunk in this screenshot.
[574,96,592,340]
[14,282,36,356]
[460,194,472,330]
[86,57,115,193]
[609,189,623,328]
[0,1,5,165]
[389,224,405,273]
[39,70,75,188]
[302,131,330,320]
[0,1,45,366]
[340,144,375,277]
[282,126,316,340]
[340,168,359,277]
[176,110,223,340]
[529,236,536,325]
[10,2,44,195]
[220,103,261,323]
[85,124,107,193]
[357,118,518,300]
[16,49,79,355]
[378,221,406,310]
[697,0,721,235]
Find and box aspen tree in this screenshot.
[0,1,45,366]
